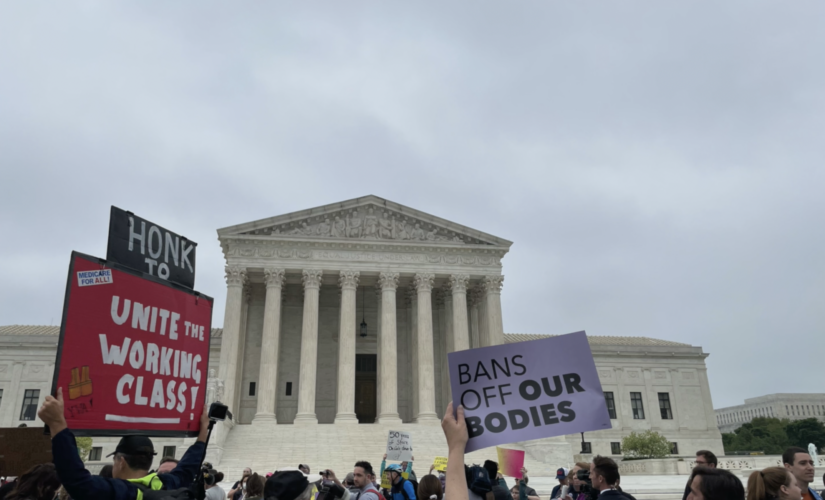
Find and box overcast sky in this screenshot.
[1,1,823,409]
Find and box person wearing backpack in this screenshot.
[481,462,513,500]
[38,386,210,500]
[386,465,416,500]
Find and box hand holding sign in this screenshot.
[38,387,68,437]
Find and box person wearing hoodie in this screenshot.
[588,457,635,500]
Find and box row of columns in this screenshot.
[218,266,504,425]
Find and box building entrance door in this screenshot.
[355,354,377,423]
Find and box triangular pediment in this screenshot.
[217,195,512,248]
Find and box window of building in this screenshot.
[658,393,673,420]
[0,388,3,408]
[249,382,256,396]
[285,382,292,396]
[630,392,645,419]
[89,447,103,461]
[581,442,592,454]
[670,442,679,454]
[604,392,617,419]
[611,442,622,455]
[19,389,40,421]
[162,446,177,458]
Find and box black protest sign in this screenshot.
[106,206,197,289]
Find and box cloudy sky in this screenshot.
[1,1,823,409]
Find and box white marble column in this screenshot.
[483,275,505,346]
[442,283,455,351]
[294,269,323,425]
[253,269,285,423]
[335,270,360,424]
[477,284,490,347]
[375,285,383,417]
[435,291,449,416]
[414,273,439,422]
[218,267,247,418]
[377,272,402,424]
[233,285,251,418]
[450,274,470,351]
[409,287,419,421]
[440,286,454,407]
[469,290,480,348]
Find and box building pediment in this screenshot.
[217,195,512,248]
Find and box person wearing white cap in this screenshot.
[550,468,570,499]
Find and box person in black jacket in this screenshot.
[589,456,635,500]
[481,461,513,500]
[38,386,209,500]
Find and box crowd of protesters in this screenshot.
[0,394,820,500]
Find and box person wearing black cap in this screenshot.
[38,386,210,500]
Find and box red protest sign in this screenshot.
[51,252,213,437]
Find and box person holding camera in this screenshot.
[37,386,211,500]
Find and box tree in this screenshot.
[76,436,93,462]
[722,417,791,455]
[786,418,825,451]
[622,430,671,458]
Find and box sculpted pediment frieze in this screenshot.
[238,203,491,245]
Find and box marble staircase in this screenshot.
[215,422,557,480]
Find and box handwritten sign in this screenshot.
[448,331,611,452]
[381,471,391,489]
[433,456,448,472]
[52,252,213,436]
[386,430,413,461]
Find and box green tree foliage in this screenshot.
[786,418,825,450]
[622,430,671,458]
[75,436,93,462]
[720,417,825,455]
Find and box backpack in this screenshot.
[135,485,197,500]
[467,465,493,497]
[393,478,412,500]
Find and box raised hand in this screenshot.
[441,401,468,451]
[37,387,68,437]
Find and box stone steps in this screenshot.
[216,422,558,480]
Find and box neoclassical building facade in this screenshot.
[215,196,510,426]
[0,196,724,474]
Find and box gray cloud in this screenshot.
[1,1,823,408]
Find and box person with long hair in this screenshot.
[418,475,443,500]
[5,463,61,500]
[244,473,266,500]
[747,467,803,500]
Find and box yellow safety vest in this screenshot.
[128,473,164,500]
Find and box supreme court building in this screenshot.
[0,196,724,475]
[216,195,509,426]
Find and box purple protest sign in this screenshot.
[448,331,611,452]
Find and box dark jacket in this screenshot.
[598,490,636,500]
[491,478,513,500]
[52,428,205,500]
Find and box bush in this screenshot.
[622,430,671,458]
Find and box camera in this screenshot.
[209,402,231,421]
[576,469,598,500]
